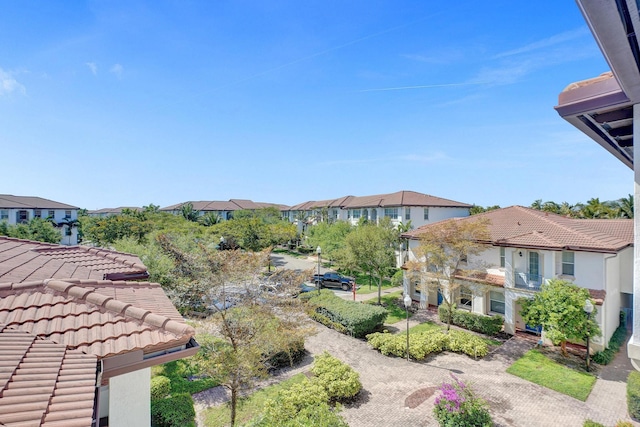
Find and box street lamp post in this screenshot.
[219,236,225,250]
[316,246,322,294]
[404,293,412,361]
[584,299,594,372]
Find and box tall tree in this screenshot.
[520,279,600,356]
[408,218,491,330]
[156,235,310,426]
[180,202,200,222]
[345,219,396,304]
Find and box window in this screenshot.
[384,207,398,218]
[529,252,540,278]
[17,210,28,224]
[34,210,42,218]
[0,210,7,220]
[405,208,411,220]
[562,251,575,276]
[424,208,429,220]
[332,209,338,218]
[64,210,71,219]
[500,247,505,268]
[351,209,361,219]
[459,286,472,310]
[362,209,368,220]
[48,210,55,219]
[489,291,505,314]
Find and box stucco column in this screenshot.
[628,103,640,370]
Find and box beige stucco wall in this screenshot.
[109,367,151,427]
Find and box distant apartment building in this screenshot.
[0,194,79,245]
[87,207,143,218]
[160,199,288,220]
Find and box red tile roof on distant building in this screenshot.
[161,199,288,211]
[405,205,633,253]
[289,191,471,210]
[0,194,79,210]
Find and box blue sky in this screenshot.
[0,1,632,210]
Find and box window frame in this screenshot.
[423,208,429,220]
[489,290,505,314]
[500,247,505,268]
[459,286,472,310]
[384,207,398,219]
[562,251,575,276]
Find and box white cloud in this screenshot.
[110,63,123,78]
[86,62,98,75]
[0,68,26,96]
[493,28,590,59]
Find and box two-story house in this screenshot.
[287,190,471,236]
[0,194,80,245]
[403,206,633,351]
[160,199,288,221]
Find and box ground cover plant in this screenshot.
[593,313,627,365]
[506,349,596,401]
[438,306,504,336]
[433,375,492,427]
[628,370,640,419]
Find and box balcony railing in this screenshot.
[514,272,543,291]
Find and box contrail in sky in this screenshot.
[357,82,488,93]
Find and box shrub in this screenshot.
[265,336,305,370]
[593,321,628,365]
[305,291,387,338]
[151,393,196,427]
[309,310,348,334]
[583,421,605,427]
[312,352,362,401]
[261,377,329,424]
[150,375,171,401]
[390,269,404,287]
[367,329,488,360]
[438,306,503,336]
[628,371,640,419]
[446,330,489,359]
[433,376,492,427]
[616,421,634,427]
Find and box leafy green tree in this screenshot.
[520,279,600,356]
[157,236,310,426]
[306,221,353,262]
[345,219,396,305]
[617,194,634,218]
[199,211,222,226]
[408,218,491,331]
[57,217,80,245]
[0,218,62,244]
[470,205,500,215]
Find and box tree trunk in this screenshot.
[560,340,568,357]
[377,273,382,305]
[230,387,237,427]
[446,301,452,332]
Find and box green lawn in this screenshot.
[506,350,596,401]
[366,290,411,323]
[201,373,307,426]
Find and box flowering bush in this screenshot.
[433,375,492,427]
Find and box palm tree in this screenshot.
[618,194,634,218]
[58,217,80,245]
[200,212,222,226]
[180,203,200,222]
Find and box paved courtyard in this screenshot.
[194,253,638,426]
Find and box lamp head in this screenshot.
[316,246,321,254]
[584,299,594,314]
[403,294,412,308]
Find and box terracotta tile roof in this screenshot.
[455,271,505,287]
[405,206,633,253]
[0,195,79,210]
[0,324,97,427]
[160,199,287,212]
[343,190,472,209]
[0,279,194,359]
[88,207,142,215]
[0,237,148,283]
[289,196,355,211]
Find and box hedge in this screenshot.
[150,376,171,401]
[305,290,387,338]
[367,329,489,360]
[593,318,628,365]
[438,306,503,336]
[628,371,640,420]
[265,336,306,370]
[151,393,196,427]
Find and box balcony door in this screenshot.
[529,252,540,285]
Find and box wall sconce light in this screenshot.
[519,251,523,257]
